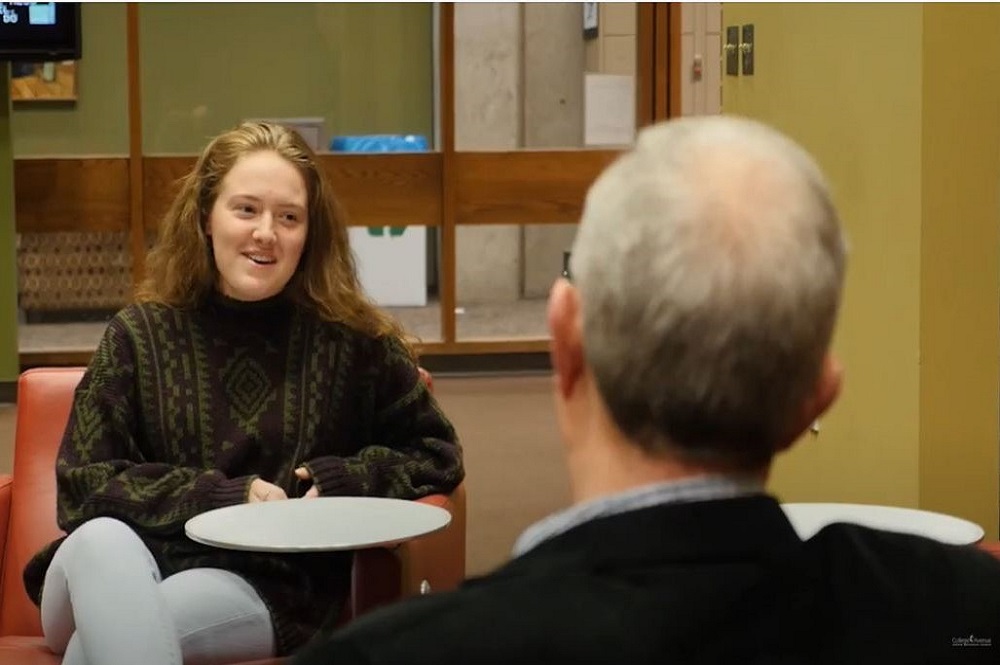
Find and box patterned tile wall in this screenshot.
[17,232,132,311]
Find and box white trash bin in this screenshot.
[348,226,427,307]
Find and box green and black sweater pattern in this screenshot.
[23,293,464,655]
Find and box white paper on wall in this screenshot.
[584,74,636,147]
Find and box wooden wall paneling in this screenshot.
[18,351,95,370]
[417,340,549,356]
[141,156,194,232]
[454,150,620,226]
[20,339,553,371]
[13,159,130,233]
[142,154,443,233]
[318,153,442,228]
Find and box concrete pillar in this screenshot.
[454,3,522,304]
[521,3,585,298]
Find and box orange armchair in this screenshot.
[0,367,465,665]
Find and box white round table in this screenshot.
[185,496,452,552]
[781,502,984,545]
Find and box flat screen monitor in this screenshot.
[0,3,81,62]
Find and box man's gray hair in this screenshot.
[571,116,847,469]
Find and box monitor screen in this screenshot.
[0,3,81,62]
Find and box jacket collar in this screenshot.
[492,495,803,580]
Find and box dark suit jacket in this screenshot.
[294,496,1000,665]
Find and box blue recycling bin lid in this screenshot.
[330,135,429,152]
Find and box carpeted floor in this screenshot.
[0,373,570,577]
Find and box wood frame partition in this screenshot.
[126,3,145,284]
[438,3,458,345]
[15,2,680,366]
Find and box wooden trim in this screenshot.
[142,154,444,232]
[126,3,145,287]
[416,339,549,356]
[13,147,617,243]
[21,341,551,372]
[18,350,95,370]
[318,154,442,228]
[14,158,129,233]
[454,150,620,226]
[637,3,655,128]
[419,351,551,374]
[142,156,191,232]
[439,3,457,343]
[18,153,445,234]
[667,3,682,119]
[654,4,670,120]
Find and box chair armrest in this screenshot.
[349,483,467,621]
[400,483,466,596]
[0,475,13,578]
[976,541,1000,561]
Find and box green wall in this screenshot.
[139,3,434,154]
[9,3,434,156]
[11,3,128,156]
[0,66,18,382]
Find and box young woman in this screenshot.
[23,122,464,665]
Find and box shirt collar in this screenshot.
[512,474,766,557]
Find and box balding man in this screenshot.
[294,116,1000,665]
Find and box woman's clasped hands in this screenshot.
[248,467,318,503]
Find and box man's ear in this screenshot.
[778,354,843,451]
[547,278,585,399]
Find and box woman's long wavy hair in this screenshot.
[136,121,411,354]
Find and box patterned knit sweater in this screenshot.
[22,293,464,656]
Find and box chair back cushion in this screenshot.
[0,368,83,636]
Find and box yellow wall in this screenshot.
[724,3,924,508]
[918,4,1000,539]
[723,2,1000,539]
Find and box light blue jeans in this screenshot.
[41,517,275,665]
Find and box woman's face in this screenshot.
[206,150,309,302]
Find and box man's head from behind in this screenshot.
[548,116,847,486]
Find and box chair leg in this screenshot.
[350,547,403,620]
